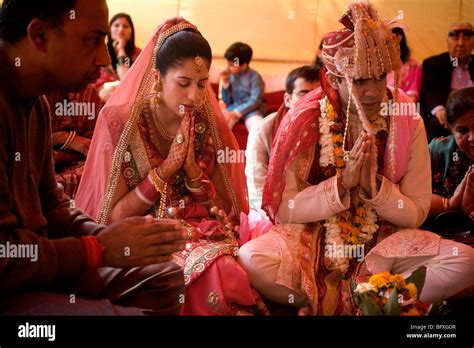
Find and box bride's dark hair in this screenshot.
[155,28,212,76]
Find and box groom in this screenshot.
[238,1,474,314]
[0,0,187,315]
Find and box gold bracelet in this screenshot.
[187,170,203,184]
[149,168,168,218]
[149,168,167,193]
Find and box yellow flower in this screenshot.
[327,111,337,121]
[368,272,392,290]
[405,283,418,299]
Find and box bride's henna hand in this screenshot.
[159,113,191,180]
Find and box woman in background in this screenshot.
[93,13,142,100]
[427,87,474,223]
[387,27,422,102]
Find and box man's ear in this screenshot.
[326,72,339,90]
[283,92,291,108]
[27,19,50,52]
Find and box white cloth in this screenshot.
[245,112,278,217]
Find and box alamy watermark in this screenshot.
[216,147,245,164]
[0,241,38,262]
[55,100,96,120]
[324,242,365,262]
[380,100,421,118]
[18,322,55,341]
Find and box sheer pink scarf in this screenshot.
[262,69,420,223]
[75,18,248,223]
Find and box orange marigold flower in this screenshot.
[334,147,344,157]
[405,283,418,299]
[332,134,344,143]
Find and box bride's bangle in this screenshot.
[186,170,203,185]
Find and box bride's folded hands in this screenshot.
[158,112,191,181]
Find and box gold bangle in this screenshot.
[149,168,167,193]
[149,168,168,218]
[187,170,203,184]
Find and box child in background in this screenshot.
[220,42,266,131]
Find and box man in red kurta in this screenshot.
[0,0,187,315]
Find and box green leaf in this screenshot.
[384,288,402,315]
[405,266,427,297]
[359,293,383,316]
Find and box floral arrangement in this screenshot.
[319,96,382,273]
[352,267,448,316]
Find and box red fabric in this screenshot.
[80,236,104,270]
[232,121,249,151]
[265,90,285,114]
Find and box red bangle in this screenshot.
[80,236,105,271]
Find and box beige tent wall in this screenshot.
[107,0,472,91]
[1,0,471,90]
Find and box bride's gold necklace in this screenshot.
[150,105,174,142]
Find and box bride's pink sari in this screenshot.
[76,18,267,315]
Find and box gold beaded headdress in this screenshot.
[321,1,402,80]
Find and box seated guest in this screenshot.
[0,0,185,315]
[220,42,266,131]
[427,87,474,225]
[46,85,105,199]
[420,21,473,142]
[238,1,474,314]
[387,27,422,102]
[93,13,142,100]
[246,65,320,217]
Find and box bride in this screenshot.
[76,18,266,315]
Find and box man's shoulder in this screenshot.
[423,52,450,67]
[250,112,277,136]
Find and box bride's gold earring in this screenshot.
[153,72,162,106]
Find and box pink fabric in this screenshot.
[387,59,422,99]
[181,256,257,315]
[383,86,420,184]
[238,210,273,246]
